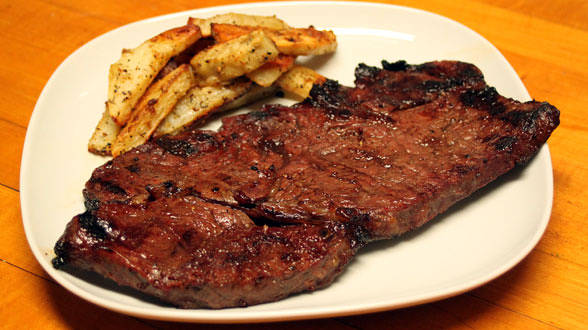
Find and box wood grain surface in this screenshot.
[1,0,586,328]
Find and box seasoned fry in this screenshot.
[190,29,279,86]
[107,24,201,125]
[276,65,327,99]
[246,54,295,87]
[211,24,337,56]
[210,23,254,43]
[188,13,289,37]
[218,84,278,112]
[270,27,337,56]
[88,108,121,156]
[154,79,252,137]
[112,64,195,157]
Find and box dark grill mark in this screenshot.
[125,164,140,173]
[381,60,408,72]
[249,107,279,120]
[84,199,100,212]
[308,79,346,109]
[494,136,517,151]
[460,87,500,113]
[355,63,380,79]
[182,230,194,244]
[89,177,127,196]
[162,181,181,196]
[458,66,484,83]
[195,133,216,143]
[52,240,70,268]
[451,164,475,175]
[423,80,443,91]
[105,182,126,195]
[337,109,352,119]
[79,211,110,240]
[156,136,197,158]
[145,185,157,201]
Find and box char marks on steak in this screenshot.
[54,60,559,308]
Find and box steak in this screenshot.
[54,60,559,308]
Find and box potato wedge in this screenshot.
[88,107,121,156]
[112,64,195,157]
[276,65,326,99]
[108,24,201,125]
[154,79,252,137]
[188,13,289,37]
[210,23,255,43]
[211,24,337,56]
[270,27,337,56]
[218,84,278,112]
[187,17,209,36]
[190,29,278,86]
[246,54,295,87]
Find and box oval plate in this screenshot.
[21,1,553,323]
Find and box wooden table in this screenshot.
[1,0,586,328]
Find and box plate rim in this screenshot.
[20,1,554,323]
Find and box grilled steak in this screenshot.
[54,60,559,308]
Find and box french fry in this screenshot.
[190,29,279,86]
[270,27,337,56]
[112,64,195,157]
[211,24,337,56]
[210,23,254,43]
[154,79,252,137]
[107,24,201,126]
[246,54,295,87]
[276,65,327,99]
[218,84,278,112]
[188,13,289,37]
[210,25,296,86]
[88,108,121,156]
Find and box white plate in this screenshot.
[21,1,554,323]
